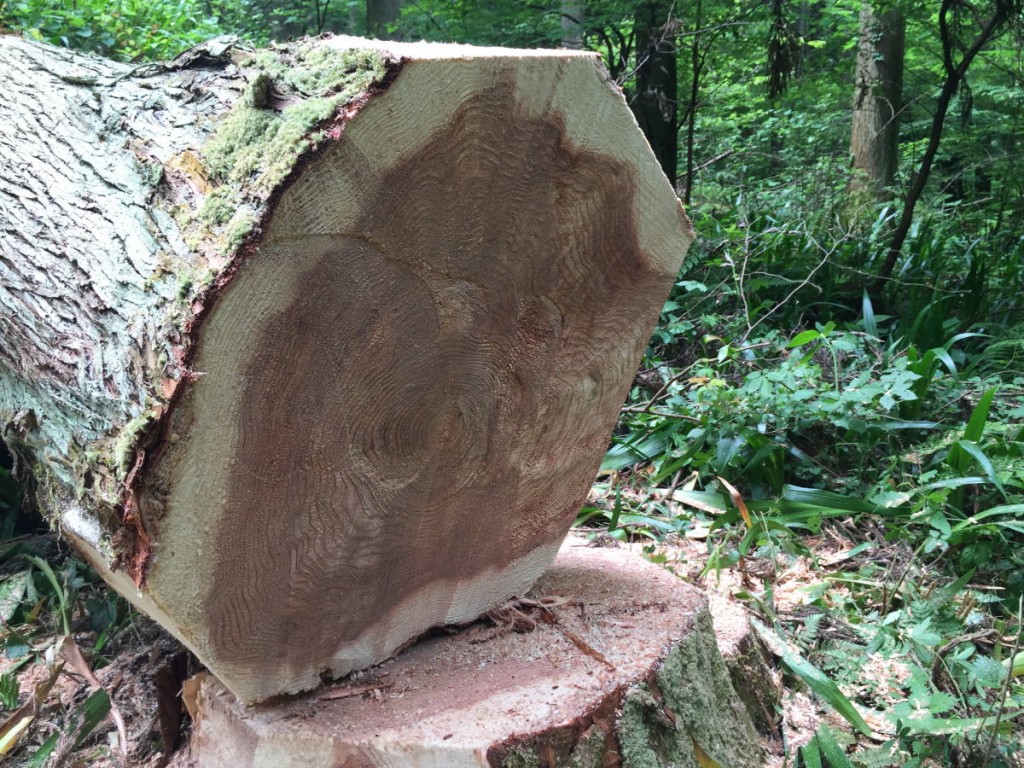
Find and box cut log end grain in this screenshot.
[1,36,693,704]
[182,539,762,768]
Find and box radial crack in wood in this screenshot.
[0,35,693,703]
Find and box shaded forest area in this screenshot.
[0,0,1023,766]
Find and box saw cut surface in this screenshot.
[140,51,691,703]
[188,539,765,768]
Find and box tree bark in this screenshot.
[632,1,679,189]
[181,540,763,768]
[366,0,403,39]
[850,4,905,194]
[561,0,584,49]
[0,35,693,704]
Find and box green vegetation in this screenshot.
[0,0,1021,765]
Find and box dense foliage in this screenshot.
[0,0,1022,765]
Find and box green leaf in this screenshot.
[815,725,855,768]
[922,569,974,615]
[1004,651,1024,679]
[963,387,996,443]
[23,689,110,768]
[953,441,1006,498]
[751,618,873,736]
[601,429,673,472]
[0,570,29,623]
[23,555,70,636]
[788,329,821,349]
[22,733,58,768]
[0,673,18,710]
[800,736,823,768]
[862,290,878,338]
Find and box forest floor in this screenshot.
[0,519,1021,767]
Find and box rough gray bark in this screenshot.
[0,37,230,490]
[850,4,904,193]
[561,0,585,49]
[0,35,693,704]
[366,0,403,39]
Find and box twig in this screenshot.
[319,681,392,701]
[557,626,615,670]
[619,407,700,422]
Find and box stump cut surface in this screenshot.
[187,539,762,768]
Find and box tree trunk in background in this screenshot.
[632,1,679,189]
[366,0,402,39]
[561,0,584,49]
[874,0,1014,292]
[0,35,692,705]
[850,4,904,194]
[682,0,703,206]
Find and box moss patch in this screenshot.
[204,44,386,193]
[567,725,608,768]
[195,185,236,228]
[619,610,763,768]
[619,688,691,768]
[179,41,389,264]
[114,413,155,474]
[500,746,541,768]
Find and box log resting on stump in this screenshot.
[183,539,763,768]
[0,36,693,703]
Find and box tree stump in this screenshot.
[0,36,693,702]
[180,539,762,768]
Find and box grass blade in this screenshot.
[752,618,873,736]
[964,387,996,443]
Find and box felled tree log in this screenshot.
[182,539,763,768]
[0,35,693,704]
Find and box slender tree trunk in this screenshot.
[632,1,679,189]
[682,0,703,206]
[366,0,402,39]
[561,0,584,49]
[873,0,1014,292]
[850,4,905,194]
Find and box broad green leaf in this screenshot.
[601,429,674,472]
[953,441,1006,498]
[964,387,996,443]
[787,329,821,348]
[0,570,29,623]
[0,674,17,710]
[862,290,878,338]
[751,618,873,736]
[815,725,855,768]
[1004,651,1024,679]
[800,736,823,768]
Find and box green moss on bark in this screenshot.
[203,45,386,193]
[619,610,763,768]
[181,42,388,262]
[500,747,541,768]
[567,725,609,768]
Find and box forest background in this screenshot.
[0,0,1022,766]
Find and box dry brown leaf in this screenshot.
[717,475,752,528]
[0,661,62,756]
